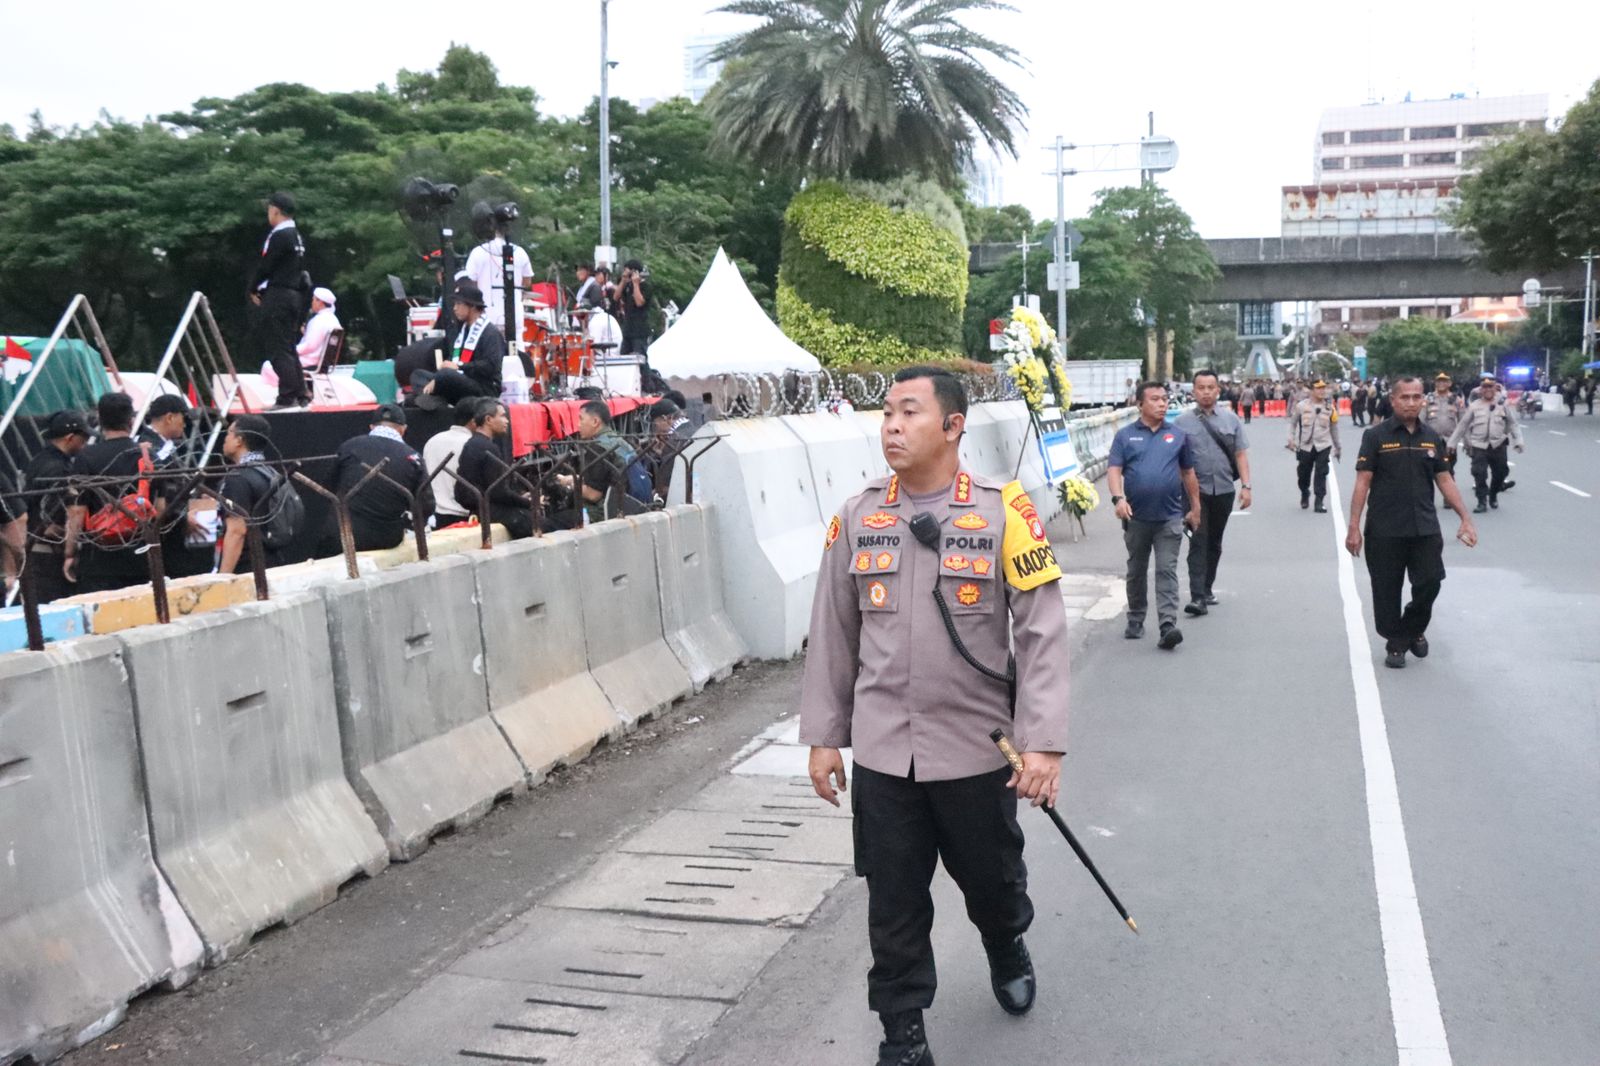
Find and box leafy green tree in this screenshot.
[705,0,1026,185]
[1363,316,1486,379]
[960,202,1037,245]
[1453,79,1600,271]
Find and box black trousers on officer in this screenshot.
[257,287,308,406]
[1364,533,1445,649]
[1468,443,1510,502]
[1187,491,1234,601]
[853,763,1033,1015]
[1296,447,1331,501]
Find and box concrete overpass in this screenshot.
[970,232,1587,301]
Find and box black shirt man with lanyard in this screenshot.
[250,191,310,409]
[19,410,90,603]
[1346,375,1478,670]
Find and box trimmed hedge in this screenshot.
[778,181,967,367]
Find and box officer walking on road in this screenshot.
[1446,377,1524,513]
[800,366,1072,1066]
[1346,375,1478,669]
[1287,379,1342,512]
[1421,372,1465,497]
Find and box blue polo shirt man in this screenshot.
[1107,382,1201,648]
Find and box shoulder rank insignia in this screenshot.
[953,472,973,504]
[952,511,988,531]
[884,476,900,505]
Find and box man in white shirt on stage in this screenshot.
[461,204,533,341]
[296,287,341,370]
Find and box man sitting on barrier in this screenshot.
[544,400,648,529]
[454,398,537,540]
[322,404,433,553]
[424,397,479,528]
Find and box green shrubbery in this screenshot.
[778,181,967,366]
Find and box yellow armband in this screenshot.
[1001,481,1062,591]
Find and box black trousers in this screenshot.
[1296,447,1331,500]
[1364,533,1445,648]
[23,548,74,604]
[415,368,494,405]
[1468,443,1510,501]
[489,502,536,540]
[1352,406,1367,426]
[1187,491,1235,600]
[257,288,308,405]
[77,544,149,595]
[1241,404,1252,423]
[317,514,408,557]
[853,763,1033,1015]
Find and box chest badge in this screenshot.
[876,552,894,570]
[956,583,981,606]
[952,511,988,531]
[862,511,899,530]
[867,581,888,608]
[855,551,872,572]
[972,556,993,577]
[943,554,971,572]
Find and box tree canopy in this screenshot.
[0,47,797,368]
[1363,316,1486,380]
[706,0,1026,186]
[1453,78,1600,271]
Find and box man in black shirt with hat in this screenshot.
[415,282,505,409]
[1345,375,1478,670]
[250,191,310,409]
[20,410,90,602]
[323,404,434,552]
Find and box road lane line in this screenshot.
[1548,430,1567,436]
[1327,469,1453,1066]
[1550,481,1592,498]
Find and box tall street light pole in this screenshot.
[1048,136,1072,352]
[599,0,613,264]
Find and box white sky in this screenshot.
[3,0,1593,238]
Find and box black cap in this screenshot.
[267,191,296,215]
[146,394,191,420]
[371,403,408,426]
[43,410,89,439]
[452,281,486,309]
[650,399,680,420]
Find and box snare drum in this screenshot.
[561,334,594,378]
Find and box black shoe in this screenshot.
[1124,620,1144,640]
[877,1010,934,1066]
[984,936,1036,1016]
[1203,593,1219,606]
[1314,498,1327,513]
[1500,480,1515,493]
[1158,623,1183,650]
[1472,501,1488,514]
[1410,635,1429,659]
[1489,496,1498,509]
[1300,494,1310,510]
[1184,600,1208,617]
[1384,646,1406,669]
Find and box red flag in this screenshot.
[4,336,31,362]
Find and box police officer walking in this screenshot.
[250,192,310,409]
[1287,379,1342,512]
[1421,372,1465,497]
[1446,376,1523,513]
[800,366,1071,1066]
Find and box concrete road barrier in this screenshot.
[650,505,745,691]
[472,534,620,782]
[574,516,693,724]
[782,412,880,522]
[361,523,509,570]
[59,572,253,635]
[0,639,203,1064]
[321,557,526,861]
[959,404,1009,481]
[266,554,379,597]
[0,601,86,652]
[691,418,825,659]
[118,595,388,965]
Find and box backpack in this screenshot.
[84,443,158,547]
[247,465,306,551]
[624,454,654,502]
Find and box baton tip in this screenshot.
[1126,918,1139,935]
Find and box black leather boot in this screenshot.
[877,1010,934,1066]
[984,935,1037,1015]
[1313,497,1327,513]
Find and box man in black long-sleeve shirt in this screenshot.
[453,398,534,539]
[324,404,434,552]
[416,282,504,409]
[250,191,310,408]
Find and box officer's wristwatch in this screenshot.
[1111,495,1124,504]
[1240,483,1251,490]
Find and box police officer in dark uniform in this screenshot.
[19,410,90,602]
[250,191,310,409]
[801,367,1072,1066]
[323,404,433,552]
[1346,375,1478,669]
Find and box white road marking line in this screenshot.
[1550,481,1592,498]
[1327,469,1453,1066]
[1548,430,1567,436]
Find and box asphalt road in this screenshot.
[686,417,1600,1066]
[59,415,1599,1065]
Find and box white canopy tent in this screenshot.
[647,248,822,377]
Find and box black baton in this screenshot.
[992,728,1138,935]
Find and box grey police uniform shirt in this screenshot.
[1422,392,1465,440]
[1288,397,1342,453]
[1174,406,1247,497]
[798,471,1071,781]
[1447,397,1523,451]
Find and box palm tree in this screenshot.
[706,0,1027,184]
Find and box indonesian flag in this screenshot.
[3,336,31,383]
